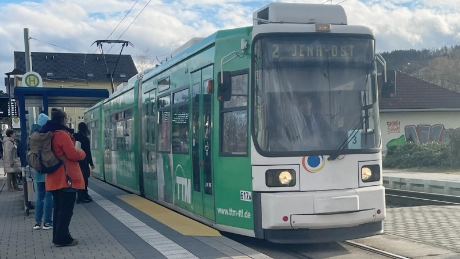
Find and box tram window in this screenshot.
[125,109,133,151]
[220,72,248,156]
[158,110,171,152]
[144,102,149,143]
[172,88,189,154]
[104,116,111,150]
[224,74,248,108]
[116,120,125,150]
[111,114,118,151]
[173,88,189,104]
[90,120,99,150]
[158,77,170,92]
[222,111,247,153]
[159,95,170,108]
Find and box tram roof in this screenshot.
[14,87,109,108]
[142,27,251,81]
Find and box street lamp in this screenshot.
[5,69,25,128]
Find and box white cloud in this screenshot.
[2,0,460,91]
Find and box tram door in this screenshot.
[142,90,158,199]
[191,65,215,221]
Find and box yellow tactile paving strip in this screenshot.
[118,194,221,236]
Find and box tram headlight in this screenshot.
[361,165,380,182]
[266,169,296,187]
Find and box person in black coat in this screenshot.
[73,122,94,203]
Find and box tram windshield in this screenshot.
[252,34,381,155]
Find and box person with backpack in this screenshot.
[73,122,94,204]
[3,129,23,192]
[32,113,54,230]
[39,108,85,247]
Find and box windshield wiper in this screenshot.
[328,116,364,161]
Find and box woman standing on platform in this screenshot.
[3,129,23,192]
[73,122,94,203]
[40,108,86,247]
[33,113,54,230]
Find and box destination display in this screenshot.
[262,37,374,64]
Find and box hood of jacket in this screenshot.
[39,120,74,134]
[2,136,14,144]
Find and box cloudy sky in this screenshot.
[1,0,460,91]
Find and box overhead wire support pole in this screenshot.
[92,40,134,93]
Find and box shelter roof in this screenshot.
[14,87,109,108]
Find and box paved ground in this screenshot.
[2,165,460,258]
[0,165,271,259]
[385,205,460,252]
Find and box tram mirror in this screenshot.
[218,71,232,101]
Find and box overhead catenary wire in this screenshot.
[106,0,153,54]
[30,37,76,52]
[93,0,139,53]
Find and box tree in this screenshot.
[134,48,157,75]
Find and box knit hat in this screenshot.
[37,113,50,126]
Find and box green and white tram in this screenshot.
[85,2,386,243]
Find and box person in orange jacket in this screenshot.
[40,108,86,247]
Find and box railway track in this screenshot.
[341,241,410,259]
[283,240,410,259]
[386,188,460,206]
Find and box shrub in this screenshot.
[383,129,460,169]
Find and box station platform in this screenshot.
[2,165,460,258]
[383,169,460,196]
[0,166,271,259]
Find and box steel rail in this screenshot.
[342,240,411,259]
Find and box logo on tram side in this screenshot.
[176,164,191,204]
[302,155,325,173]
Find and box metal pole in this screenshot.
[23,28,32,216]
[7,75,12,129]
[24,28,32,72]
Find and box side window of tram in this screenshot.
[221,73,248,155]
[90,120,99,150]
[104,116,111,150]
[158,95,171,152]
[172,88,189,153]
[124,109,133,151]
[110,110,133,151]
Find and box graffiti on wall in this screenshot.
[387,120,400,133]
[386,123,454,149]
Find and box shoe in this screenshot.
[55,239,78,247]
[15,188,23,191]
[43,223,53,230]
[33,222,41,230]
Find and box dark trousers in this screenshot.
[51,190,76,245]
[77,165,90,200]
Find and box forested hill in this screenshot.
[379,46,460,92]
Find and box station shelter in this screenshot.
[13,86,109,214]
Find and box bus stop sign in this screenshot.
[21,72,43,87]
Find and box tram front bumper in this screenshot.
[260,185,385,229]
